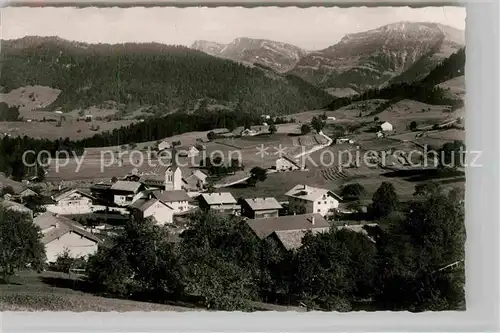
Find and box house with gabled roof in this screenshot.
[198,192,240,215]
[241,197,283,219]
[246,213,330,251]
[0,173,38,201]
[285,184,342,217]
[44,188,97,215]
[34,213,102,262]
[109,181,147,207]
[275,156,302,172]
[152,189,194,214]
[129,198,174,225]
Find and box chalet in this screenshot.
[109,181,147,206]
[34,213,102,263]
[380,121,394,132]
[0,199,33,219]
[44,188,97,215]
[246,213,329,251]
[0,173,38,202]
[152,190,193,214]
[275,156,302,172]
[183,170,208,191]
[198,192,240,215]
[241,197,282,219]
[285,184,342,217]
[129,198,174,225]
[158,140,172,151]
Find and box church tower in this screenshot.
[164,147,183,191]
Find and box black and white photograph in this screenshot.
[0,3,470,314]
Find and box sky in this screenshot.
[1,6,466,50]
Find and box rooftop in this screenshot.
[200,192,237,205]
[271,228,328,250]
[153,190,191,203]
[244,197,283,211]
[52,188,95,202]
[0,199,33,215]
[246,213,329,239]
[110,181,142,193]
[33,212,102,244]
[129,198,172,212]
[285,184,342,202]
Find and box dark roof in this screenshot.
[246,213,329,239]
[153,190,191,203]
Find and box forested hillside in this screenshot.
[327,47,465,111]
[0,37,332,115]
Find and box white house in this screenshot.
[158,140,172,151]
[327,116,336,121]
[44,188,96,215]
[376,131,384,138]
[34,213,102,263]
[241,128,258,137]
[153,190,193,214]
[129,198,174,225]
[285,184,343,217]
[380,121,394,132]
[276,156,302,172]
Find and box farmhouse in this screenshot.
[152,190,193,214]
[109,181,147,207]
[198,192,240,215]
[0,173,38,201]
[34,213,102,263]
[276,156,302,172]
[380,121,394,132]
[327,116,336,121]
[246,213,329,250]
[44,188,96,215]
[183,170,208,191]
[285,184,342,217]
[158,140,172,151]
[129,198,174,225]
[241,197,283,219]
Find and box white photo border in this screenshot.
[0,0,498,332]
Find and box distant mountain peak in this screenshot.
[290,21,465,91]
[191,37,306,73]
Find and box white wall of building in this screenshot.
[45,232,98,263]
[45,196,93,215]
[143,202,174,225]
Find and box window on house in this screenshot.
[324,201,327,204]
[317,209,321,212]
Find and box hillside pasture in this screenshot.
[0,119,135,140]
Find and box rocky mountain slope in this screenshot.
[0,36,331,115]
[191,37,306,73]
[288,22,465,92]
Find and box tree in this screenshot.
[438,140,465,170]
[370,182,399,219]
[179,211,261,310]
[374,116,379,122]
[300,124,311,135]
[86,216,184,298]
[340,183,366,200]
[311,116,325,133]
[269,123,277,135]
[376,186,465,311]
[409,121,418,131]
[0,207,46,282]
[287,200,307,215]
[207,131,217,141]
[247,166,267,187]
[0,186,15,197]
[320,112,328,121]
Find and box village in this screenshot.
[0,106,465,266]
